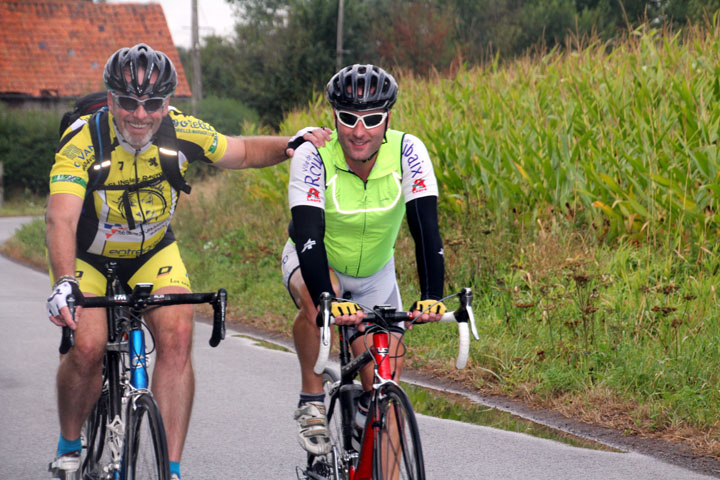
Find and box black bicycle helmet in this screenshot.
[327,64,398,111]
[103,43,177,97]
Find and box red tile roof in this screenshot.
[0,0,192,98]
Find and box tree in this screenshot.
[372,1,456,74]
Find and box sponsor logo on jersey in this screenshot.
[60,144,84,160]
[173,118,214,132]
[302,152,323,188]
[209,133,218,153]
[103,223,130,239]
[61,143,96,167]
[402,142,423,178]
[307,187,321,203]
[107,247,146,256]
[51,174,87,187]
[411,179,427,194]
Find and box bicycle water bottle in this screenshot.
[129,329,148,389]
[352,391,371,451]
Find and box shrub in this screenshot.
[0,106,59,195]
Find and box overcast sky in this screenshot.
[108,0,237,49]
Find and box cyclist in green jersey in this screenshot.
[46,43,329,480]
[281,64,447,454]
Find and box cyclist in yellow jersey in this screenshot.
[281,64,447,455]
[46,43,330,480]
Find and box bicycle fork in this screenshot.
[103,328,148,479]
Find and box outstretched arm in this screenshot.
[214,128,331,170]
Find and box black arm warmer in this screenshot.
[289,205,334,306]
[406,196,444,300]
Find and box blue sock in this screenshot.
[170,461,181,478]
[57,433,82,456]
[298,392,325,407]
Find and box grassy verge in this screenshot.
[0,192,45,217]
[0,216,46,270]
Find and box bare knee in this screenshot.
[151,304,193,362]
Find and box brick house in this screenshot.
[0,0,192,110]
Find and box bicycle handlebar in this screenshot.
[59,288,228,354]
[313,288,479,374]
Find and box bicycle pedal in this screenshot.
[48,465,80,480]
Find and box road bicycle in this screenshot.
[297,288,478,480]
[53,261,227,480]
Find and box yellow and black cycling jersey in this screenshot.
[50,108,228,258]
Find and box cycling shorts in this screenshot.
[281,239,404,340]
[55,241,191,296]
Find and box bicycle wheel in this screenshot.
[372,383,425,480]
[124,392,170,480]
[82,354,124,480]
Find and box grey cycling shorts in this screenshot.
[281,239,403,329]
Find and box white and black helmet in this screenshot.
[327,64,398,111]
[103,43,177,97]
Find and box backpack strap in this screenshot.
[155,116,191,194]
[84,110,190,230]
[87,108,112,192]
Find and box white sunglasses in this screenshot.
[334,110,388,129]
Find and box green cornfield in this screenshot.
[178,22,720,454]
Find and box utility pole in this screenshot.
[191,0,202,116]
[335,0,344,71]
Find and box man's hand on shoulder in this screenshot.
[285,127,332,157]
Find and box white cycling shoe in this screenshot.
[294,401,332,455]
[48,452,80,480]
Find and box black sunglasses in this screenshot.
[335,110,388,129]
[112,93,166,113]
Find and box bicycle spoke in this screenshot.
[125,393,170,480]
[373,384,425,480]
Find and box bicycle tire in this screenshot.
[372,383,425,480]
[124,392,170,480]
[82,353,124,480]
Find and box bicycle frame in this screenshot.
[59,261,227,480]
[304,289,478,480]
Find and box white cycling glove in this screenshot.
[47,276,83,317]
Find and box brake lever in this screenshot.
[59,295,76,354]
[319,292,332,347]
[209,288,227,347]
[460,288,479,340]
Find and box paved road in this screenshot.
[0,217,714,479]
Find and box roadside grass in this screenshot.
[0,192,45,216]
[0,216,46,270]
[401,382,619,452]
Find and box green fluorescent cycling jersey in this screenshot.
[288,129,439,277]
